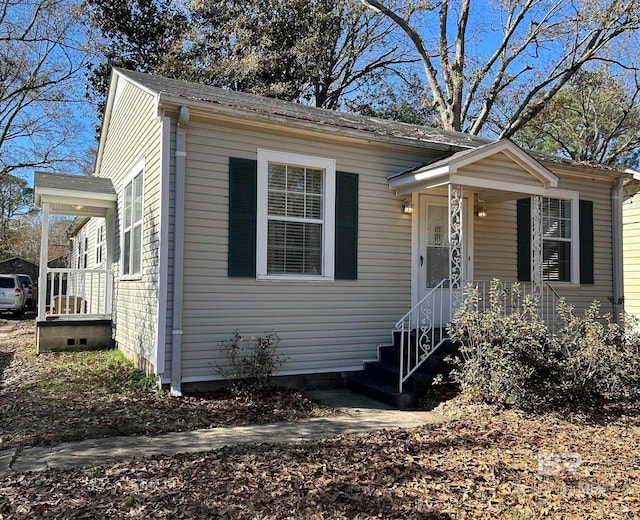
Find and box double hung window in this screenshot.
[542,198,572,282]
[123,169,143,277]
[257,150,335,280]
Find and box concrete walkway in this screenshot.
[0,389,448,476]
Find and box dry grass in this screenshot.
[0,319,334,451]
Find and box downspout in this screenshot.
[611,177,624,324]
[170,106,190,396]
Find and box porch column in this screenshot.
[449,184,464,314]
[37,202,50,321]
[531,194,543,304]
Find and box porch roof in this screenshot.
[33,172,116,217]
[388,140,560,196]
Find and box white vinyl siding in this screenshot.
[67,217,109,315]
[96,78,163,374]
[180,116,441,381]
[98,75,620,383]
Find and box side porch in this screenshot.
[33,172,117,352]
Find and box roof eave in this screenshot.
[156,93,473,153]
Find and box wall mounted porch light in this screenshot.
[476,197,487,218]
[402,199,414,214]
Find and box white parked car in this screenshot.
[0,274,26,317]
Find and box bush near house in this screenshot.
[215,331,286,399]
[447,280,640,413]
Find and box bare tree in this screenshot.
[9,213,71,263]
[0,173,33,257]
[0,0,90,179]
[361,0,640,137]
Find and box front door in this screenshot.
[418,195,470,324]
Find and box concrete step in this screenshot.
[346,374,415,409]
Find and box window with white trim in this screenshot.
[257,149,335,280]
[542,198,572,282]
[96,224,104,265]
[77,234,88,269]
[122,170,144,277]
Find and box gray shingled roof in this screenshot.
[117,68,491,151]
[34,172,115,195]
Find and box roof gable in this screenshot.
[389,140,560,195]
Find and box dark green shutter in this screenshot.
[517,198,531,281]
[228,157,257,277]
[335,171,358,280]
[579,199,594,284]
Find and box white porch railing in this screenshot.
[469,280,562,333]
[395,279,450,393]
[395,278,563,393]
[43,268,112,319]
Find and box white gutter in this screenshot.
[170,106,190,396]
[612,176,624,323]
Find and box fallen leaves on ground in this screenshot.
[1,406,640,519]
[0,320,334,451]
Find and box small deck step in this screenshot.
[346,374,414,409]
[363,361,399,387]
[348,330,455,409]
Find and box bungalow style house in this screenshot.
[33,69,636,406]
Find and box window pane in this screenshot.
[268,163,286,191]
[123,230,131,275]
[306,194,322,219]
[287,166,305,192]
[287,193,305,217]
[306,169,322,194]
[124,183,132,228]
[543,240,571,282]
[426,246,449,287]
[267,220,322,275]
[132,224,142,275]
[133,174,143,223]
[543,198,571,239]
[265,160,325,276]
[268,191,286,216]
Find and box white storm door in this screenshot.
[417,195,471,324]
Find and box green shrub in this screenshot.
[447,280,557,410]
[215,331,285,398]
[447,280,640,413]
[554,301,640,407]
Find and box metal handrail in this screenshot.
[396,278,449,393]
[467,279,563,332]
